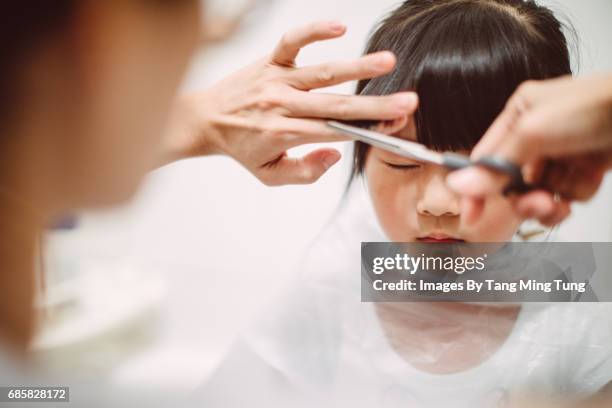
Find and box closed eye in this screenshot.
[384,162,421,171]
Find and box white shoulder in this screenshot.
[531,303,612,393]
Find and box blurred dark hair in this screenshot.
[0,0,189,127]
[350,0,573,182]
[0,2,77,125]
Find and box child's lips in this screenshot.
[416,235,465,243]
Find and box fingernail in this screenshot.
[446,169,480,194]
[396,93,418,110]
[533,204,555,219]
[322,153,340,169]
[329,21,346,33]
[371,51,395,69]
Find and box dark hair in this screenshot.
[0,0,188,127]
[0,3,75,115]
[351,0,572,182]
[0,2,78,126]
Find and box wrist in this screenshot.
[159,92,223,165]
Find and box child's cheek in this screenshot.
[366,163,419,241]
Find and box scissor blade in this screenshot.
[327,120,444,165]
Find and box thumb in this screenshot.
[446,166,511,197]
[262,148,341,186]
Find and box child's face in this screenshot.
[364,120,521,243]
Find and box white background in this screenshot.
[44,0,612,391]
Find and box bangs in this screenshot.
[356,0,571,152]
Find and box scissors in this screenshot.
[327,120,536,195]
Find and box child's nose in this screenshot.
[416,171,461,217]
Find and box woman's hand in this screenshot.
[162,21,418,185]
[446,74,612,225]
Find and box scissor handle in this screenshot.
[473,156,535,195]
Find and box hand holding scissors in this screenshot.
[446,75,612,225]
[327,120,538,196]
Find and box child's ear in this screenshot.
[373,115,410,135]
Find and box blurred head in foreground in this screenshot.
[0,0,200,347]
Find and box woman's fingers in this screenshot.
[270,21,347,67]
[514,191,571,226]
[287,51,396,90]
[460,188,572,227]
[274,118,350,147]
[259,148,341,186]
[447,166,510,197]
[284,91,418,121]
